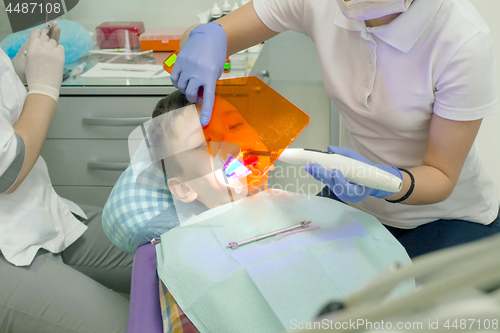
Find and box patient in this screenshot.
[102,91,271,253]
[121,91,415,333]
[145,90,272,221]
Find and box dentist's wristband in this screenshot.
[385,168,414,203]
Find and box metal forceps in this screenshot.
[41,11,52,36]
[226,220,312,249]
[23,14,52,58]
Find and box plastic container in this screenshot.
[246,44,261,71]
[209,3,222,22]
[140,27,186,51]
[95,22,145,49]
[229,49,247,70]
[222,0,231,16]
[232,2,239,11]
[224,57,231,73]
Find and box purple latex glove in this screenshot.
[305,146,403,203]
[170,22,227,126]
[127,243,163,333]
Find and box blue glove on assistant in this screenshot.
[170,22,227,126]
[305,146,403,203]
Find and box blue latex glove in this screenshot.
[305,146,403,203]
[170,22,227,126]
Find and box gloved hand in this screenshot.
[25,27,65,103]
[170,22,227,126]
[12,21,61,85]
[305,146,403,203]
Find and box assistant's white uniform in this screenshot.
[0,49,87,266]
[253,0,499,228]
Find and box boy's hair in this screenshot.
[152,90,191,119]
[148,90,193,179]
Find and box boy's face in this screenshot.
[203,96,272,188]
[166,98,269,210]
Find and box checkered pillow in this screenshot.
[102,164,179,254]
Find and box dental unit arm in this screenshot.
[277,148,403,193]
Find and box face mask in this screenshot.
[336,0,414,21]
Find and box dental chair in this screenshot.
[128,243,200,333]
[127,243,163,333]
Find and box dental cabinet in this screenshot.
[41,86,174,208]
[41,35,335,208]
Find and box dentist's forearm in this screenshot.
[179,25,199,49]
[179,1,278,57]
[385,165,455,205]
[217,1,278,55]
[6,94,56,194]
[386,116,481,205]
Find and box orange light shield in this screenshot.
[207,76,310,189]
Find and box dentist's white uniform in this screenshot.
[0,46,131,333]
[253,0,499,228]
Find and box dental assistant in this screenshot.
[171,0,500,258]
[0,24,132,332]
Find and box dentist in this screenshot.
[170,0,500,258]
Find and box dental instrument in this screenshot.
[88,49,153,56]
[69,62,88,77]
[162,51,179,74]
[41,22,52,36]
[41,11,51,35]
[101,67,154,72]
[226,220,311,249]
[242,148,403,193]
[151,68,166,77]
[23,22,52,58]
[102,48,138,52]
[278,148,403,192]
[275,225,320,241]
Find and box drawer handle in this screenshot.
[82,116,151,127]
[88,160,129,171]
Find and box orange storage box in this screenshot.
[140,27,186,51]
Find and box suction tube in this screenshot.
[278,148,403,193]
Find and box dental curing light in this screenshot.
[247,148,402,193]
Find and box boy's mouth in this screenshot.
[222,154,252,179]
